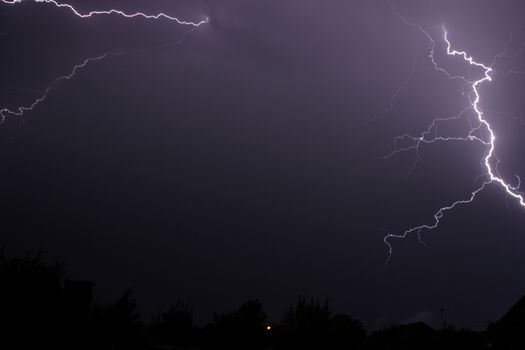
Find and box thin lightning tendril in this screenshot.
[374,39,421,121]
[0,54,115,123]
[383,3,525,264]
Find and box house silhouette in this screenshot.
[495,294,525,349]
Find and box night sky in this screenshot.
[1,0,525,330]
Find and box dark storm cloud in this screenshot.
[1,0,525,330]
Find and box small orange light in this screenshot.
[266,325,272,331]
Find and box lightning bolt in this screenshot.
[383,3,525,264]
[0,1,208,124]
[1,0,209,26]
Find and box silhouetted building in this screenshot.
[494,293,525,349]
[500,294,525,330]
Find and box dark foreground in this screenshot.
[1,250,523,349]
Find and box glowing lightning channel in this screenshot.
[383,6,525,264]
[1,0,209,27]
[443,29,525,207]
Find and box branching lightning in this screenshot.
[383,3,525,264]
[0,0,208,124]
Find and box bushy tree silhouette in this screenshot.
[211,299,268,349]
[284,296,332,330]
[91,288,143,349]
[330,313,366,349]
[147,299,195,347]
[0,248,64,347]
[277,296,365,349]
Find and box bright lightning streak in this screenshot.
[443,29,525,207]
[1,0,209,26]
[383,5,525,264]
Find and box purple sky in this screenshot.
[1,0,525,330]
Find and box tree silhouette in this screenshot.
[278,296,365,349]
[211,299,268,349]
[329,314,366,349]
[0,248,64,347]
[284,296,332,330]
[91,288,143,349]
[147,299,195,347]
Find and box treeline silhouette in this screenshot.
[0,249,522,349]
